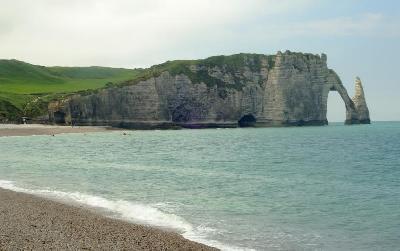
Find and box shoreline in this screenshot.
[0,187,217,250]
[0,121,384,138]
[0,124,116,137]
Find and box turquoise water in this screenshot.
[0,122,399,250]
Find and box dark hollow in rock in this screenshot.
[53,111,66,124]
[238,114,256,127]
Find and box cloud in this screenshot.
[0,0,314,67]
[285,13,400,37]
[1,0,397,68]
[295,13,384,36]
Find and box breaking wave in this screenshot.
[0,180,252,251]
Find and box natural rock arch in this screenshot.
[324,72,369,125]
[327,84,357,124]
[47,52,370,128]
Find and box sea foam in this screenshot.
[0,180,251,251]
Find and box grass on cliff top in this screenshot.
[0,59,142,120]
[117,53,276,89]
[0,53,276,121]
[0,59,142,94]
[0,53,274,95]
[148,53,275,75]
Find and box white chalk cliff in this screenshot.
[48,51,370,128]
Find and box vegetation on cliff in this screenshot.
[116,53,275,90]
[0,54,276,122]
[0,59,142,122]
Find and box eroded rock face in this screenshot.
[48,51,370,128]
[350,77,370,124]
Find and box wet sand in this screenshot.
[0,124,113,137]
[0,188,217,250]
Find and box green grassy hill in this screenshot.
[0,53,276,122]
[0,59,142,122]
[0,59,141,94]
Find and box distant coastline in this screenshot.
[1,52,370,129]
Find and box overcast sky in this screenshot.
[1,0,399,121]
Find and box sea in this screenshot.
[0,122,399,250]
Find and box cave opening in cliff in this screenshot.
[53,111,66,124]
[238,114,256,127]
[327,91,346,123]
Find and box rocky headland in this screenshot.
[48,51,370,129]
